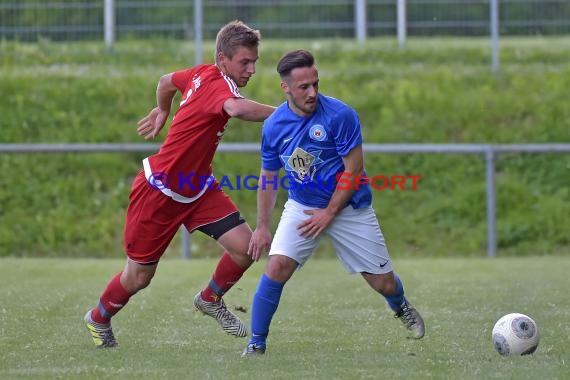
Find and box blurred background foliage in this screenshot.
[1,37,569,258]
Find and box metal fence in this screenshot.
[1,0,569,42]
[2,142,570,259]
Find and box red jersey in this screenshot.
[144,64,243,201]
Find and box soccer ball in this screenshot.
[492,313,539,356]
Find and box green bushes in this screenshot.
[1,38,569,257]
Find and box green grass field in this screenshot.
[1,256,568,379]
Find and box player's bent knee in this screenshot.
[122,266,156,293]
[124,273,153,293]
[363,272,396,295]
[265,255,297,283]
[226,250,254,268]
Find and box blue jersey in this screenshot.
[261,93,372,209]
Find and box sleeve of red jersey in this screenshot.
[171,69,194,92]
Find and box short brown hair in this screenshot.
[276,50,315,79]
[215,20,261,61]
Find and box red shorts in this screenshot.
[123,171,241,263]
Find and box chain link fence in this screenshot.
[1,0,569,42]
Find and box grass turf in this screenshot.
[0,256,568,379]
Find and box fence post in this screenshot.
[194,0,203,65]
[490,0,500,73]
[181,226,191,259]
[485,148,497,257]
[355,0,367,42]
[397,0,407,48]
[104,0,115,50]
[179,0,203,259]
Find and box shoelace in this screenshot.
[396,305,417,327]
[246,343,265,353]
[97,327,117,346]
[217,303,239,324]
[204,299,234,321]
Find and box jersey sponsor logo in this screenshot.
[309,124,327,141]
[282,147,323,184]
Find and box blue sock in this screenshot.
[384,275,406,312]
[249,273,284,347]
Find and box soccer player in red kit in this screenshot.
[84,20,275,348]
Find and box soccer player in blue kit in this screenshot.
[242,50,425,356]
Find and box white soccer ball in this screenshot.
[492,313,539,356]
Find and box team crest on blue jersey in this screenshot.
[281,147,324,184]
[309,124,327,141]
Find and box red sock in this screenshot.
[201,252,247,302]
[91,272,132,324]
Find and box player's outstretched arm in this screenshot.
[248,169,279,261]
[223,97,275,122]
[137,73,177,140]
[326,144,364,215]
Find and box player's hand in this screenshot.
[137,107,169,140]
[297,208,335,239]
[248,227,272,261]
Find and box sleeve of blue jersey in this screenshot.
[260,121,282,171]
[333,107,363,157]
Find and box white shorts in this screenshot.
[269,199,393,274]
